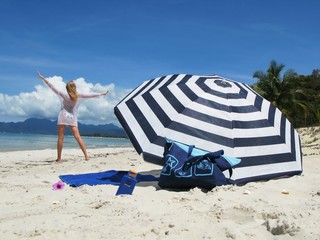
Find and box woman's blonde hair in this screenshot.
[66,81,78,102]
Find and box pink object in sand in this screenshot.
[52,181,65,190]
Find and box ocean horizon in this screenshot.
[0,132,132,152]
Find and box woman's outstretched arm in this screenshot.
[37,71,49,84]
[37,71,63,97]
[79,90,108,99]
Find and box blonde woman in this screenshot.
[37,72,108,163]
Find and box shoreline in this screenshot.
[0,132,132,152]
[0,146,134,153]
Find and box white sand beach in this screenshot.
[0,127,319,240]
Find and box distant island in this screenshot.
[0,118,127,138]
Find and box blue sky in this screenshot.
[0,0,319,124]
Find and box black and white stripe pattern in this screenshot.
[114,74,302,184]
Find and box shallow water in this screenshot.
[0,132,132,151]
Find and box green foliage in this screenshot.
[252,61,320,128]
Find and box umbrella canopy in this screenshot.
[114,74,302,184]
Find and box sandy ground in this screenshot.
[0,127,319,240]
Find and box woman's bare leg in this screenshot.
[69,125,89,160]
[57,125,66,163]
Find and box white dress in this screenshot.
[46,81,101,127]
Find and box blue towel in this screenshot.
[59,170,159,187]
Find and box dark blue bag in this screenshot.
[158,139,241,190]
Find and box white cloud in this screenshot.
[0,76,131,125]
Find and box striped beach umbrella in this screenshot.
[114,74,302,184]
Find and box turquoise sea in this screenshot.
[0,132,132,152]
